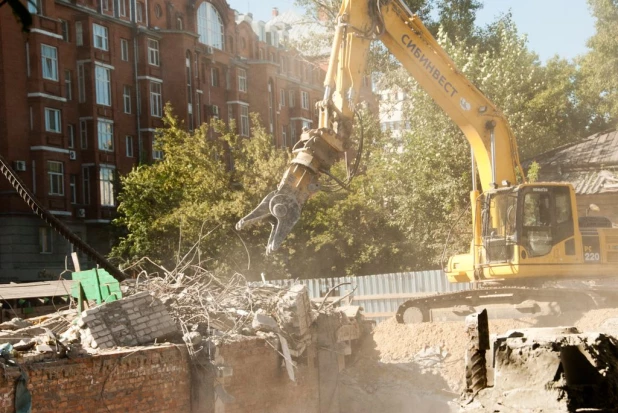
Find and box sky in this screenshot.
[226,0,597,62]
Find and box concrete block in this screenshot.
[252,310,279,332]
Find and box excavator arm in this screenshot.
[237,0,525,253]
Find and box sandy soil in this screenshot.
[339,307,618,413]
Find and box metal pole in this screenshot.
[486,121,497,187]
[471,147,476,191]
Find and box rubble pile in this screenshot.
[0,266,358,371]
[463,327,618,412]
[124,269,321,356]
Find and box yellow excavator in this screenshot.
[237,0,618,323]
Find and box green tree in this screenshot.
[111,106,290,279]
[434,0,483,43]
[578,0,618,127]
[289,108,415,277]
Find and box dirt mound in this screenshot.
[373,317,538,392]
[341,308,618,412]
[575,308,618,335]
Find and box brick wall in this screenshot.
[0,336,330,413]
[0,344,191,413]
[201,336,320,413]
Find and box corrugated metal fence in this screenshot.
[271,270,471,323]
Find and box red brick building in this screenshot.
[0,0,373,281]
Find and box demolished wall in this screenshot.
[0,278,362,413]
[0,335,332,413]
[192,336,320,413]
[0,345,191,413]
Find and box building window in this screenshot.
[60,19,69,41]
[197,2,224,49]
[177,17,183,30]
[136,2,144,22]
[280,89,285,107]
[211,104,219,119]
[123,85,131,114]
[289,90,295,108]
[152,134,163,160]
[99,167,115,206]
[291,123,298,143]
[44,108,61,133]
[82,166,90,204]
[238,68,247,92]
[75,22,83,46]
[195,93,201,125]
[47,161,64,195]
[41,44,58,81]
[95,65,111,106]
[39,227,52,254]
[152,147,163,160]
[67,124,75,148]
[211,67,219,87]
[64,70,72,100]
[102,0,109,12]
[28,0,39,14]
[97,119,113,151]
[150,82,162,117]
[80,120,88,148]
[282,126,287,147]
[314,100,320,118]
[240,105,249,137]
[118,0,126,16]
[125,136,133,157]
[77,63,85,103]
[186,52,193,130]
[70,175,77,204]
[148,39,160,66]
[258,48,263,60]
[302,120,311,130]
[93,24,109,51]
[301,91,309,110]
[120,39,129,61]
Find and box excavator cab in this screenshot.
[481,184,575,264]
[448,183,577,282]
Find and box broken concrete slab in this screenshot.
[79,291,179,350]
[276,284,311,338]
[0,318,32,331]
[462,327,618,412]
[251,310,280,333]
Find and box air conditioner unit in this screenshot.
[76,208,86,218]
[69,150,77,160]
[13,161,26,172]
[205,46,214,54]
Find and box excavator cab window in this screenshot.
[482,190,518,263]
[521,190,553,257]
[519,186,574,258]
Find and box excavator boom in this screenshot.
[237,0,524,251]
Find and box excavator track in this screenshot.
[395,284,618,324]
[0,154,126,281]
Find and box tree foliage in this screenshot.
[578,0,618,127]
[111,106,290,279]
